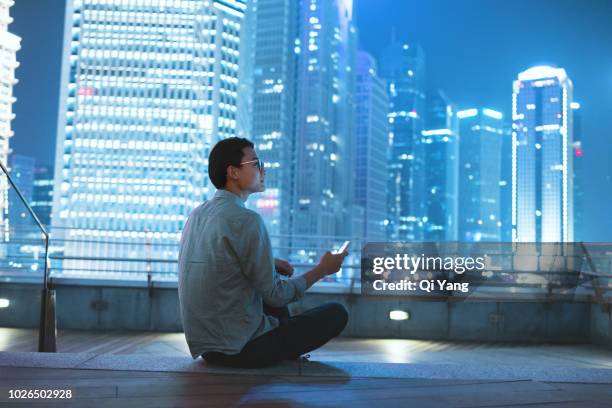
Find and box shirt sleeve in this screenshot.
[236,212,307,307]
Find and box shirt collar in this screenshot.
[213,189,246,208]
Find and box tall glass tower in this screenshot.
[7,154,35,229]
[571,101,582,241]
[423,89,458,241]
[246,0,299,257]
[354,50,388,241]
[512,65,574,242]
[292,0,357,262]
[500,124,513,242]
[52,0,246,278]
[32,164,54,227]
[457,108,505,242]
[378,41,426,241]
[0,0,20,238]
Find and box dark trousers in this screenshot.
[202,302,348,368]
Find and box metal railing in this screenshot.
[44,229,365,294]
[3,224,611,306]
[0,161,55,352]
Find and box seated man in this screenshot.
[178,137,349,368]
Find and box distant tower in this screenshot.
[32,164,54,226]
[571,101,583,241]
[423,90,459,241]
[378,41,426,241]
[292,0,357,261]
[246,0,299,257]
[457,108,505,242]
[354,50,389,240]
[7,154,34,230]
[512,65,574,242]
[0,0,21,239]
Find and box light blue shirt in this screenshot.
[178,189,308,358]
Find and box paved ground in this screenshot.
[1,328,611,407]
[3,328,612,370]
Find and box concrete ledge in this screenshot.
[591,303,612,348]
[1,352,611,383]
[1,281,610,348]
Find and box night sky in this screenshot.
[8,0,612,240]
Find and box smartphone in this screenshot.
[333,240,351,254]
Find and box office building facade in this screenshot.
[0,0,20,241]
[52,0,246,277]
[354,50,388,240]
[291,0,357,262]
[512,65,574,242]
[379,41,426,241]
[457,108,505,242]
[422,90,458,241]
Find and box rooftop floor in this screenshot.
[1,328,611,407]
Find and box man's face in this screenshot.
[231,147,265,193]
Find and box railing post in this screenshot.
[39,235,56,352]
[0,161,56,352]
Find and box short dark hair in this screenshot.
[208,137,254,189]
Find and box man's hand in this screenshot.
[317,250,348,276]
[301,250,349,290]
[274,257,294,277]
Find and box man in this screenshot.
[178,137,349,368]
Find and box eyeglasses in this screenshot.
[239,158,265,172]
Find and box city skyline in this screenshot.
[4,2,612,242]
[355,0,612,241]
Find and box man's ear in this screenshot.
[227,164,239,181]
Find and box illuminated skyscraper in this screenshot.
[292,0,357,260]
[422,89,458,241]
[52,0,246,277]
[354,50,388,240]
[512,65,574,242]
[246,0,299,254]
[32,164,54,226]
[571,101,583,241]
[379,41,426,241]
[500,125,513,241]
[0,0,20,237]
[7,154,34,230]
[6,154,34,262]
[457,108,505,242]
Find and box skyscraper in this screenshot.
[571,101,583,242]
[32,164,54,226]
[6,154,34,265]
[457,108,505,242]
[422,89,458,241]
[379,41,425,241]
[0,0,20,239]
[512,65,574,242]
[246,0,299,256]
[52,0,246,277]
[7,154,34,230]
[500,124,513,242]
[291,0,357,261]
[354,50,388,240]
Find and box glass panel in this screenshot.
[0,162,49,352]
